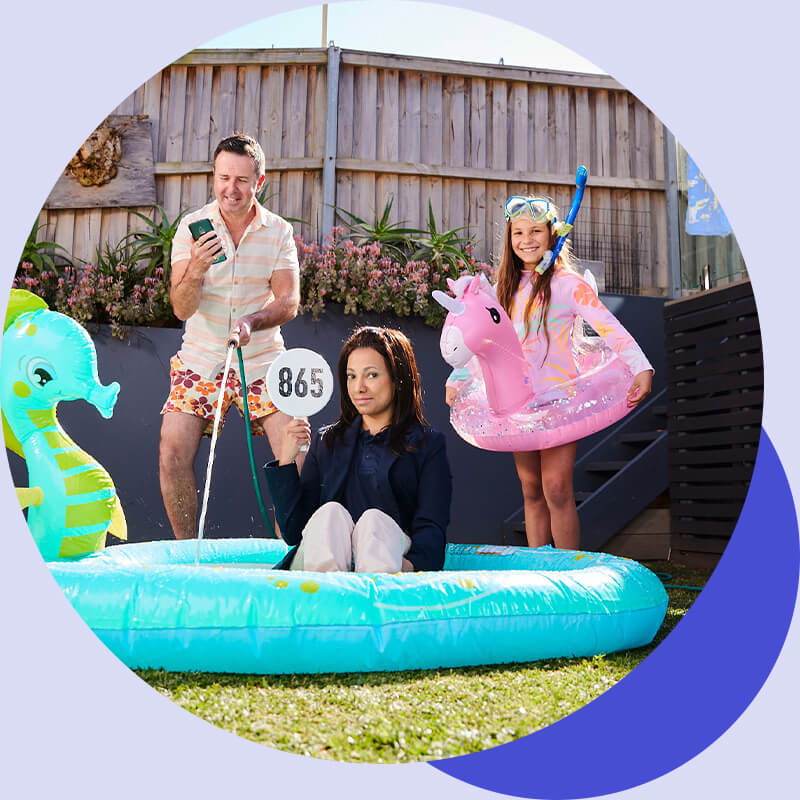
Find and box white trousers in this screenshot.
[290,502,412,573]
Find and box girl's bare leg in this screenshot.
[540,441,580,550]
[513,450,552,547]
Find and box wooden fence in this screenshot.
[664,280,762,567]
[39,47,671,293]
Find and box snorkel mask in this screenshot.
[504,196,559,226]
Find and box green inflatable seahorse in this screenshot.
[1,289,126,560]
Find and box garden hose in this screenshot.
[236,345,277,538]
[654,572,705,592]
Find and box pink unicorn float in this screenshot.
[432,273,635,452]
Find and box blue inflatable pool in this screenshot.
[50,539,668,674]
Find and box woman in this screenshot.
[265,326,452,572]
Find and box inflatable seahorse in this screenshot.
[1,289,126,560]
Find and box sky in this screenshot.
[202,0,606,74]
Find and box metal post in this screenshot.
[321,45,340,242]
[663,126,682,299]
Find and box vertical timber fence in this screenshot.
[664,280,763,567]
[39,47,672,294]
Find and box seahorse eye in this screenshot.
[487,307,501,324]
[26,358,56,389]
[33,368,54,386]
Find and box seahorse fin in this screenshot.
[2,410,24,459]
[4,289,48,332]
[108,495,128,541]
[15,486,43,509]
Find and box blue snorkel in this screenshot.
[536,165,588,274]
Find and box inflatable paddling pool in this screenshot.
[50,539,668,674]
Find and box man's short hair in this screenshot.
[213,133,266,177]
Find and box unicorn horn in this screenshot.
[432,290,465,316]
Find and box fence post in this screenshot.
[321,45,341,241]
[663,125,682,299]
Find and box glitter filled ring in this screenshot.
[432,274,635,451]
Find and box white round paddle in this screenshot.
[266,348,334,451]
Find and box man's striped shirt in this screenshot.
[171,199,299,379]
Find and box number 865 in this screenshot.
[278,366,324,398]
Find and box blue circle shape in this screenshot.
[432,430,799,798]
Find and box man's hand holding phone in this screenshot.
[188,219,226,273]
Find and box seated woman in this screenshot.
[264,326,452,573]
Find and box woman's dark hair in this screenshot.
[323,326,427,455]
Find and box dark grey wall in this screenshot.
[7,295,665,546]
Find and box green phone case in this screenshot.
[188,219,226,263]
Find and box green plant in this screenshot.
[120,205,186,278]
[13,258,175,339]
[256,182,310,227]
[334,195,423,262]
[256,182,274,207]
[18,222,72,274]
[15,198,491,336]
[295,228,493,328]
[410,200,476,271]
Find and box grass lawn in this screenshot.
[138,560,710,762]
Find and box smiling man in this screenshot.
[159,133,301,540]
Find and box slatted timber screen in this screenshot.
[37,48,670,292]
[664,280,762,567]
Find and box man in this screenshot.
[159,133,300,539]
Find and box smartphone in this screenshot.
[188,218,226,264]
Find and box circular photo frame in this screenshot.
[1,2,796,799]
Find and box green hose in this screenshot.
[236,345,277,538]
[654,572,705,592]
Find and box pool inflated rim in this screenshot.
[50,540,668,675]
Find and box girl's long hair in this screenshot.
[323,326,428,455]
[495,200,578,356]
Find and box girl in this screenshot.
[446,196,653,550]
[265,326,452,572]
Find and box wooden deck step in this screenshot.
[618,431,662,445]
[585,460,629,473]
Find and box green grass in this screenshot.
[137,560,710,762]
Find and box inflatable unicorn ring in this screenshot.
[432,274,635,452]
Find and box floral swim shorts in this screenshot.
[161,354,278,437]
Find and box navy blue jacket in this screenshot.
[263,417,452,571]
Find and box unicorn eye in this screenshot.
[486,307,501,324]
[26,358,56,388]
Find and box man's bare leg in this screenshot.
[260,410,306,473]
[159,411,208,539]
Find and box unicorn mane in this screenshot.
[446,272,496,301]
